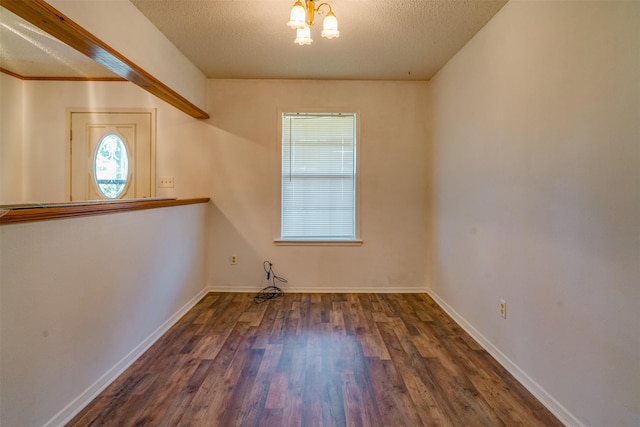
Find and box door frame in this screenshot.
[66,108,157,201]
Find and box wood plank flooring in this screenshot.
[67,293,563,426]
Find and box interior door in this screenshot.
[71,112,154,201]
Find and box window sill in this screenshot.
[0,197,210,225]
[274,239,363,247]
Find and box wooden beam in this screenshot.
[0,0,209,119]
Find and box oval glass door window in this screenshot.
[94,133,129,198]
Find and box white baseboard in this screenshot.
[426,289,583,427]
[206,284,429,294]
[205,284,259,293]
[44,288,210,427]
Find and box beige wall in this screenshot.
[0,74,23,201]
[427,1,639,426]
[205,79,429,292]
[0,203,209,427]
[3,79,210,203]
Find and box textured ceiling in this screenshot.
[0,0,508,81]
[130,0,508,80]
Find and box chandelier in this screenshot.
[287,1,340,45]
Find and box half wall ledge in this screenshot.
[0,197,210,225]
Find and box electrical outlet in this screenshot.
[230,255,237,265]
[499,299,507,319]
[159,176,174,188]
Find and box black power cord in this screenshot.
[253,260,287,304]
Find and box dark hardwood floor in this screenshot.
[67,293,562,426]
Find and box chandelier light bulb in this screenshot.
[295,25,313,45]
[287,0,306,29]
[321,11,339,39]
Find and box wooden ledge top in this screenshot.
[0,197,210,225]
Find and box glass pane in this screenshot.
[94,133,128,199]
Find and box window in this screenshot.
[93,133,129,199]
[280,112,358,241]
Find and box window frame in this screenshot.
[275,108,362,246]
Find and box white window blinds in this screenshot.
[281,112,356,240]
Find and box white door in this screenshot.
[70,112,154,201]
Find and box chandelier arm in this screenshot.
[314,2,334,16]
